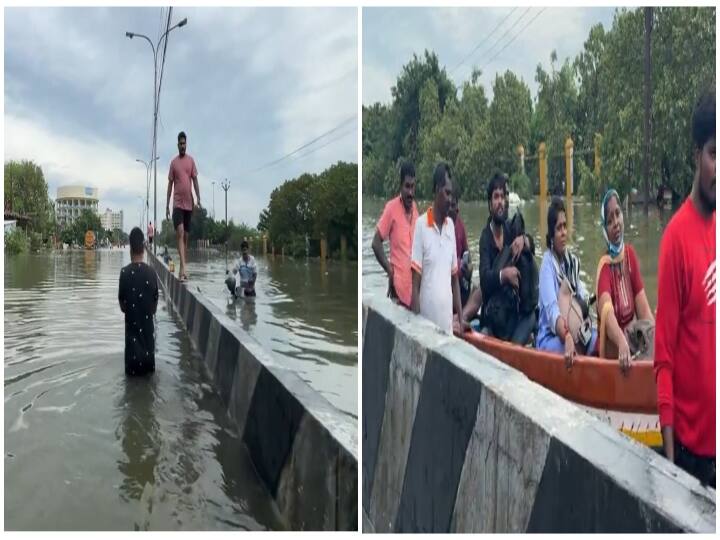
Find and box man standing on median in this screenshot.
[118,227,159,376]
[372,161,418,308]
[166,130,201,282]
[411,163,468,335]
[654,90,715,487]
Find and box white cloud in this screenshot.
[5,6,358,230]
[362,6,615,105]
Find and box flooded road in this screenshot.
[175,249,358,420]
[4,249,285,531]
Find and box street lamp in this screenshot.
[126,16,188,255]
[211,180,216,220]
[221,179,230,269]
[136,156,159,231]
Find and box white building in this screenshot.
[56,185,99,226]
[100,208,124,232]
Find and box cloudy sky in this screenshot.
[363,6,615,105]
[5,7,358,232]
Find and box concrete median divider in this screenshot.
[362,294,715,533]
[148,250,357,531]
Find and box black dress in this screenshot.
[118,262,159,375]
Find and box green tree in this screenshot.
[390,50,457,165]
[574,24,609,159]
[4,160,54,237]
[488,70,533,174]
[533,51,579,193]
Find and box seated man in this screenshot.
[226,240,257,297]
[479,173,537,344]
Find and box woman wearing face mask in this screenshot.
[594,189,654,372]
[536,197,598,368]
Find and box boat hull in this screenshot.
[459,330,661,446]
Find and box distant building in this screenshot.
[100,208,124,232]
[56,186,99,226]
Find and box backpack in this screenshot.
[483,211,539,338]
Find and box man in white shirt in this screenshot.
[227,240,257,297]
[411,163,469,334]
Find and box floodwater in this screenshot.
[4,249,285,531]
[171,249,358,421]
[363,195,673,310]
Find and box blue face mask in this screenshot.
[601,189,624,258]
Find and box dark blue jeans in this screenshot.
[481,311,536,345]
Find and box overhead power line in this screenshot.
[482,8,547,68]
[450,7,517,75]
[242,115,357,175]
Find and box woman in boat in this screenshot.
[536,197,597,367]
[594,188,654,372]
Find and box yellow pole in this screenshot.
[517,144,525,176]
[565,136,574,200]
[594,133,602,178]
[263,235,267,255]
[539,142,547,199]
[320,234,328,260]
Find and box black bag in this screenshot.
[483,286,519,341]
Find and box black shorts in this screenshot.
[172,208,192,232]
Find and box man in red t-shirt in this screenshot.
[166,131,201,282]
[654,90,715,487]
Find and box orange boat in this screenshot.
[459,329,661,447]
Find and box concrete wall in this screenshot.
[148,251,357,531]
[362,294,715,533]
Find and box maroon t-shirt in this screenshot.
[597,244,644,331]
[454,214,469,268]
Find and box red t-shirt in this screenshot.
[654,198,715,456]
[597,244,644,331]
[168,154,198,211]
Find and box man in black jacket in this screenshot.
[478,173,537,344]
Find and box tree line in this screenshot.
[363,7,715,203]
[257,161,358,259]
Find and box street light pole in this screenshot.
[136,156,159,232]
[221,179,230,269]
[211,181,216,220]
[126,16,187,255]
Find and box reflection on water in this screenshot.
[363,196,670,309]
[116,375,160,504]
[178,250,358,420]
[5,250,284,531]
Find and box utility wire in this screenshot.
[450,7,517,74]
[476,7,531,66]
[455,7,545,91]
[242,115,357,175]
[292,126,356,161]
[482,8,547,68]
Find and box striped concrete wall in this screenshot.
[362,295,715,533]
[148,251,357,531]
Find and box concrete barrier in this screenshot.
[362,294,715,533]
[147,251,357,531]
